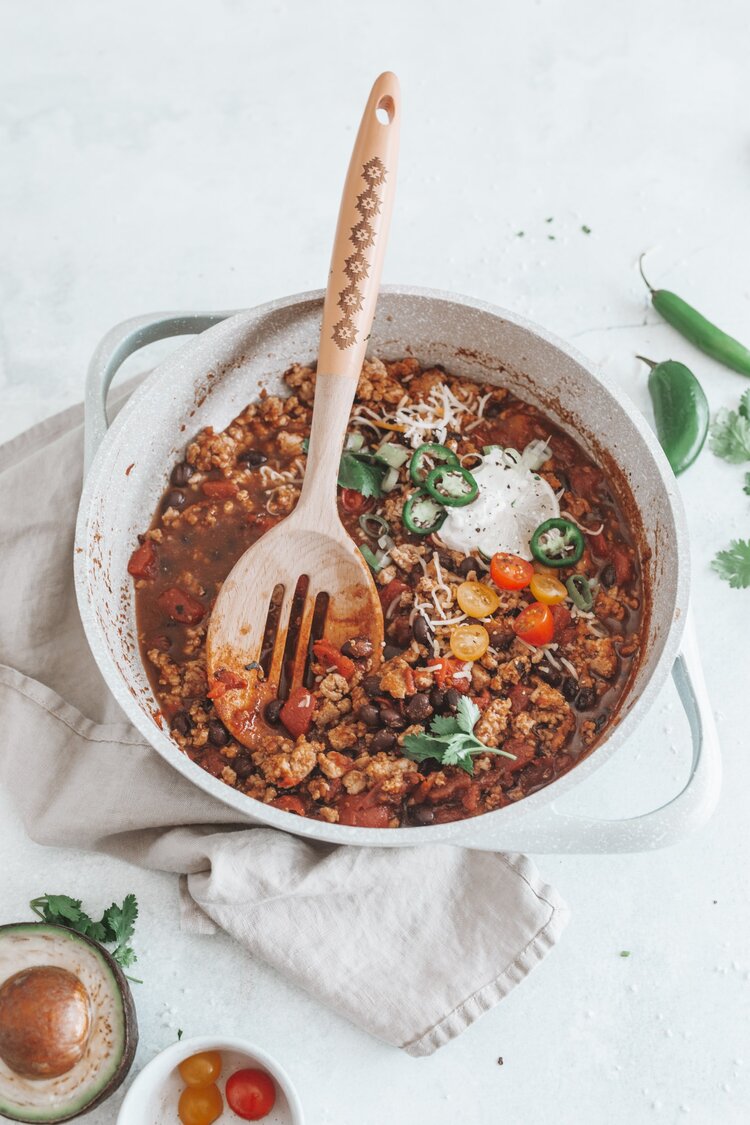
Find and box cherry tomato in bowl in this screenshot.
[178,1083,223,1125]
[178,1051,222,1087]
[489,552,534,590]
[226,1068,277,1120]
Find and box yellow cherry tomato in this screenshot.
[178,1082,223,1125]
[456,580,500,618]
[450,623,490,661]
[532,562,558,579]
[178,1051,222,1087]
[529,574,567,605]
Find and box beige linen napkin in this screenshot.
[0,387,569,1056]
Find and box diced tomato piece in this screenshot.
[379,578,409,612]
[568,464,605,502]
[127,540,157,580]
[157,586,205,624]
[427,657,471,693]
[279,686,315,738]
[611,544,634,586]
[509,684,533,714]
[413,772,472,805]
[202,479,239,499]
[336,796,392,828]
[590,533,609,560]
[494,411,538,450]
[246,512,279,532]
[340,488,373,514]
[207,668,248,699]
[271,795,307,816]
[474,688,492,711]
[312,639,356,680]
[501,738,537,774]
[550,604,575,645]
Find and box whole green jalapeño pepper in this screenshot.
[637,356,709,475]
[530,518,585,568]
[639,255,750,377]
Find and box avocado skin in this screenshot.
[0,923,139,1123]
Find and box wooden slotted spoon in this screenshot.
[207,72,400,745]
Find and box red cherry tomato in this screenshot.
[225,1068,276,1121]
[340,488,371,514]
[279,686,315,738]
[489,552,534,590]
[512,602,554,646]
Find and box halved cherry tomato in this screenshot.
[379,577,409,612]
[157,586,205,625]
[207,668,248,700]
[178,1051,222,1087]
[279,686,315,738]
[127,540,157,579]
[201,479,239,499]
[512,602,554,646]
[427,657,472,692]
[225,1068,277,1120]
[340,488,372,514]
[529,574,567,605]
[449,623,490,661]
[178,1083,223,1125]
[456,581,500,618]
[490,552,534,590]
[312,639,356,680]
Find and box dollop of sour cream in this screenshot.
[439,447,559,560]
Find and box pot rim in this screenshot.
[75,284,689,846]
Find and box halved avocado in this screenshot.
[0,923,138,1122]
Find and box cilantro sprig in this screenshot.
[402,697,517,775]
[337,451,388,498]
[709,390,750,463]
[30,893,140,978]
[712,540,750,589]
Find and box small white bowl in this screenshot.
[117,1035,304,1124]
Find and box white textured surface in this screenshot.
[1,1,748,1122]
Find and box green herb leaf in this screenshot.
[581,224,592,235]
[455,696,480,734]
[712,539,750,589]
[619,950,631,958]
[740,389,750,421]
[29,893,140,973]
[338,451,386,498]
[177,1029,184,1041]
[402,697,516,775]
[102,894,139,968]
[709,408,750,463]
[743,472,750,497]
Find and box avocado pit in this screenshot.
[0,966,92,1079]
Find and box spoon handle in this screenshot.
[298,72,400,517]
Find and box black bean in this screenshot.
[163,488,187,511]
[264,699,282,725]
[536,664,562,688]
[383,645,403,661]
[561,677,579,702]
[363,675,382,698]
[458,556,478,577]
[601,563,616,588]
[371,729,397,752]
[444,688,460,712]
[489,627,514,650]
[555,469,570,493]
[593,712,609,733]
[341,637,374,659]
[238,449,268,467]
[412,615,432,647]
[575,686,597,711]
[406,693,433,722]
[380,706,406,730]
[437,553,455,574]
[171,461,194,487]
[484,400,503,418]
[358,704,381,728]
[208,718,229,747]
[429,687,445,711]
[171,710,191,736]
[412,806,435,824]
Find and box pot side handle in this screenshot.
[84,311,237,473]
[462,612,721,854]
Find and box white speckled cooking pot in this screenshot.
[74,288,721,852]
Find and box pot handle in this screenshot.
[463,611,721,854]
[84,311,237,472]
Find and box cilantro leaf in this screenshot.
[740,389,750,420]
[402,699,517,774]
[712,540,750,589]
[744,473,750,497]
[709,408,750,463]
[455,696,480,734]
[29,892,140,974]
[337,452,386,498]
[428,714,462,736]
